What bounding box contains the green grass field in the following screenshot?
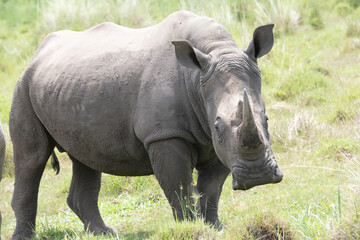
[0,0,359,239]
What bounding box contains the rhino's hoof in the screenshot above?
[105,227,118,235]
[11,229,34,240]
[211,220,227,231]
[88,225,118,236]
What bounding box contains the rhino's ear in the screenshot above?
[245,24,274,59]
[172,40,210,70]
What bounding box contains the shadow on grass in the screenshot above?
[120,231,155,240]
[32,229,155,240]
[31,228,79,240]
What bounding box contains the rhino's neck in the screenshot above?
[182,13,237,55]
[184,69,212,145]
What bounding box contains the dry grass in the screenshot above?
[254,0,300,34]
[243,213,295,240]
[40,0,154,32]
[332,217,360,240]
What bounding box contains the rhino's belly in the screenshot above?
[71,149,153,176]
[69,147,153,176]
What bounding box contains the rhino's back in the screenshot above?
[32,10,234,65]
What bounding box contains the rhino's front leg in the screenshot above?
[148,138,199,221]
[197,159,230,229]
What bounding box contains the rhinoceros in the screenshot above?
[0,122,5,238]
[10,10,283,239]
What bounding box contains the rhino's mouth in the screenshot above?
[231,157,283,190]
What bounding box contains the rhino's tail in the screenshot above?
[51,151,60,175]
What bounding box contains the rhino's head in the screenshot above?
[172,24,283,190]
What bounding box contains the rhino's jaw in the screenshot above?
[231,165,283,190]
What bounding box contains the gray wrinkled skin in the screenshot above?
[0,122,5,240]
[9,11,283,239]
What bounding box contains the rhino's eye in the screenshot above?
[214,118,224,141]
[264,115,269,128]
[214,122,219,131]
[214,117,221,131]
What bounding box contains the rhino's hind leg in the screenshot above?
[148,138,200,221]
[197,159,230,230]
[10,103,54,240]
[67,156,117,235]
[11,150,51,240]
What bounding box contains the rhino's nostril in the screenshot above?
[272,166,283,183]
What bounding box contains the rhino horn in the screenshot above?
[238,89,263,150]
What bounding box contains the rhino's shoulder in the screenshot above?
[163,10,206,27]
[166,10,198,20]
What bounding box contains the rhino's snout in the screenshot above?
[232,165,283,191]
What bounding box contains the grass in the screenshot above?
[1,0,360,239]
[254,0,301,34]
